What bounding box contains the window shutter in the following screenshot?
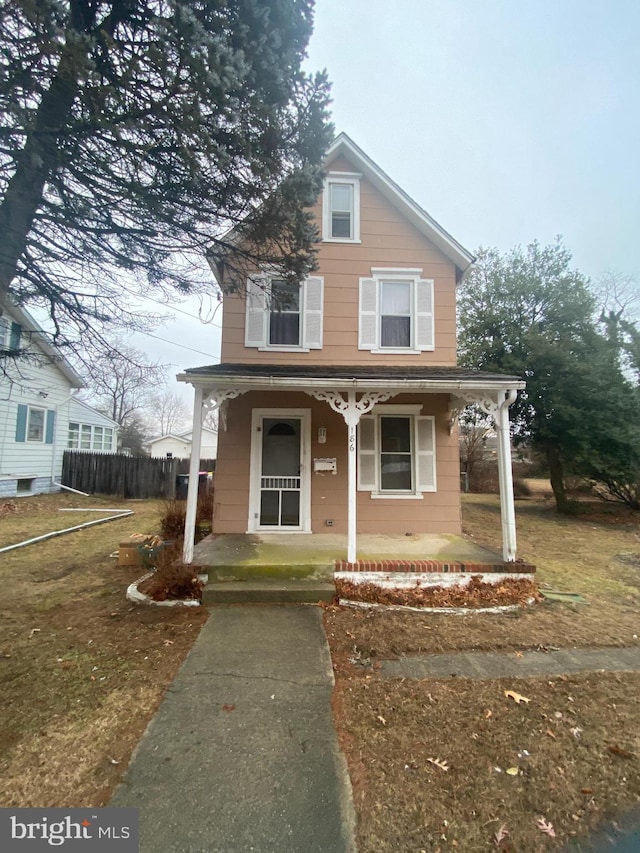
[357,415,377,490]
[15,404,27,442]
[9,322,22,351]
[45,409,56,444]
[244,275,268,348]
[415,416,436,492]
[303,276,324,349]
[415,279,434,350]
[359,278,378,350]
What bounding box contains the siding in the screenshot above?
[0,345,76,490]
[213,391,460,536]
[220,153,458,367]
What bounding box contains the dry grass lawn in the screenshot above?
[326,486,640,852]
[0,493,206,807]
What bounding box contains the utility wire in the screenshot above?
[135,329,219,360]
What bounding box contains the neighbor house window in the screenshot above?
[68,422,115,451]
[358,408,436,496]
[359,269,434,352]
[0,317,9,348]
[27,407,45,442]
[245,274,324,351]
[322,174,360,242]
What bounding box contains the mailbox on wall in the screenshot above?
[313,458,337,474]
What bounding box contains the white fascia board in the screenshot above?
[176,372,525,394]
[326,133,475,281]
[1,299,84,388]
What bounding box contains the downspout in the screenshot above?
[50,389,79,485]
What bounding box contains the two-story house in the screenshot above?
[0,299,119,497]
[178,134,524,567]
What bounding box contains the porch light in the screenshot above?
[318,427,327,444]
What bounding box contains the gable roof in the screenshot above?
[1,298,84,388]
[148,428,217,446]
[326,133,474,283]
[70,397,120,427]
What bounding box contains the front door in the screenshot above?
[249,409,310,532]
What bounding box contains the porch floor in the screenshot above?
[193,532,503,582]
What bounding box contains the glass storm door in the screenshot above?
[259,417,302,528]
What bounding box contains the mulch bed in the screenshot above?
[335,575,542,609]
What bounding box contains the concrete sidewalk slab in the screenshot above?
[381,646,640,680]
[111,606,356,853]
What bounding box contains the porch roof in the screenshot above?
[177,362,525,394]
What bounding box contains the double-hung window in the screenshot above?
[269,278,301,347]
[0,317,9,349]
[322,173,361,242]
[27,407,45,442]
[359,269,434,352]
[245,274,324,351]
[358,407,436,497]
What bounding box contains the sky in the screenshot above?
[132,0,640,400]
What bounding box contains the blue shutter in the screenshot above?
[9,322,22,351]
[45,409,56,444]
[15,404,27,442]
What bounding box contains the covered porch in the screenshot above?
[177,364,525,572]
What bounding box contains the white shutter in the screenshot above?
[358,278,378,350]
[357,415,377,490]
[245,274,268,348]
[415,278,434,350]
[303,276,324,349]
[415,416,436,492]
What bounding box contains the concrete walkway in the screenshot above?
[381,645,640,680]
[111,606,356,853]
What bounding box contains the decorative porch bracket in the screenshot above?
[451,389,519,562]
[306,389,393,563]
[183,386,248,564]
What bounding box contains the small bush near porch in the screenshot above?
[325,484,640,852]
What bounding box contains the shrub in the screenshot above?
[161,491,213,543]
[513,477,532,498]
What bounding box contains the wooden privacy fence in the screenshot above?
[61,451,216,499]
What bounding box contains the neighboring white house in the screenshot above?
[0,300,118,498]
[148,428,218,461]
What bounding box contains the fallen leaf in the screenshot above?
[485,709,493,719]
[505,690,530,705]
[222,704,235,712]
[108,758,120,765]
[513,651,523,658]
[609,744,635,759]
[536,817,556,838]
[29,628,41,638]
[494,823,509,846]
[377,715,387,726]
[506,767,519,776]
[426,757,449,771]
[545,728,556,739]
[581,788,594,795]
[163,640,174,646]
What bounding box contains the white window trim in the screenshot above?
[359,407,436,498]
[359,268,434,354]
[0,317,9,348]
[26,407,46,443]
[322,172,361,243]
[68,422,115,451]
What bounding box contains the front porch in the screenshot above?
[194,532,535,604]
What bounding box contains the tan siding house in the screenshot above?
[179,135,524,564]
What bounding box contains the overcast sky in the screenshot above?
[133,0,640,399]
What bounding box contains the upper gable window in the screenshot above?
[322,173,361,242]
[245,274,324,351]
[359,269,434,353]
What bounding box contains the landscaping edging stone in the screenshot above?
[126,572,207,608]
[334,570,536,589]
[339,598,533,615]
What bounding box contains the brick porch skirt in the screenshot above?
[335,559,536,574]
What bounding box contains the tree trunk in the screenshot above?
[546,445,572,513]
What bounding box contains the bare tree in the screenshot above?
[149,388,191,436]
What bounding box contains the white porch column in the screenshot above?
[451,388,519,562]
[495,389,517,561]
[306,389,392,563]
[183,385,204,564]
[183,385,248,565]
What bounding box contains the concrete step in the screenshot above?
[203,579,336,605]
